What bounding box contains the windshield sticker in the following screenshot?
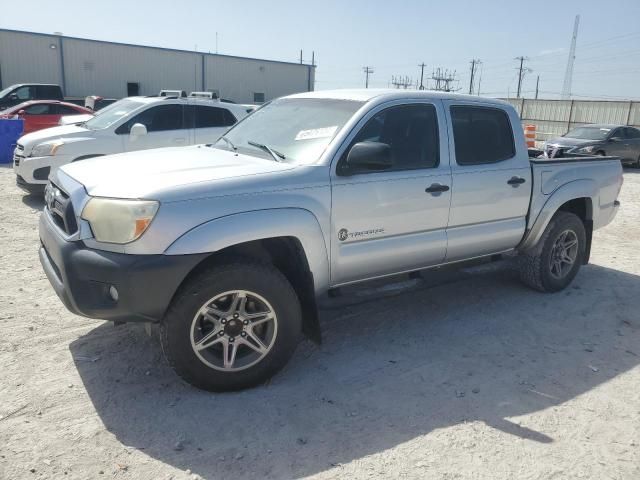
[295,126,338,141]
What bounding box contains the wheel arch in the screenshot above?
[165,209,330,343]
[520,179,596,254]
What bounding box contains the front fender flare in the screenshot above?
[519,179,596,250]
[165,208,330,295]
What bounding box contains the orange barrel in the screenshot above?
[524,124,536,148]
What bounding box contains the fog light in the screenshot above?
[108,285,119,302]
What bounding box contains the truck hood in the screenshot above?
[59,145,297,199]
[19,124,95,152]
[545,136,602,148]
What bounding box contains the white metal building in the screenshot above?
[0,29,315,103]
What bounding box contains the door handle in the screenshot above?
[425,183,450,193]
[507,176,526,186]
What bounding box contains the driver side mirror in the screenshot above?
[8,93,18,101]
[609,136,623,142]
[17,110,25,116]
[344,142,393,174]
[130,123,147,138]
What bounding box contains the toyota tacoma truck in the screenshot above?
[38,90,623,391]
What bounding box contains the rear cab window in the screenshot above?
[450,105,515,165]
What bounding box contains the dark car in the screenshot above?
[544,124,640,167]
[0,84,63,110]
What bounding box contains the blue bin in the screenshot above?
[0,118,24,164]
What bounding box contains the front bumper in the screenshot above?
[14,152,73,187]
[39,211,207,323]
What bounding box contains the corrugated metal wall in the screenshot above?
[0,30,62,87]
[504,98,640,141]
[0,29,314,102]
[205,56,312,104]
[63,38,204,98]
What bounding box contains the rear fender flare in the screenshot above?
[520,179,596,250]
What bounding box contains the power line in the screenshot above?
[363,66,374,88]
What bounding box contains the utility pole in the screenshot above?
[468,59,481,95]
[363,66,374,88]
[418,62,427,90]
[515,56,531,98]
[300,50,303,64]
[561,15,580,100]
[535,75,540,99]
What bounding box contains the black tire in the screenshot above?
[160,259,302,391]
[518,211,586,292]
[596,150,606,157]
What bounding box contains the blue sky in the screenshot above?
[3,0,640,99]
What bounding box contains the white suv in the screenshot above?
[13,96,253,193]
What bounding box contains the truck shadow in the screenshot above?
[69,262,639,479]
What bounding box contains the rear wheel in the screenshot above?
[518,211,586,292]
[161,260,302,391]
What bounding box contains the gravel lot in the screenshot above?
[0,164,638,480]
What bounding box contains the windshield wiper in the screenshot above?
[247,140,285,162]
[219,136,237,151]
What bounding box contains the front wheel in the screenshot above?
[518,211,586,292]
[160,260,302,391]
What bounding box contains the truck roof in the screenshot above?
[287,88,512,106]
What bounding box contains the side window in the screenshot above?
[624,127,640,139]
[194,106,235,128]
[339,104,439,174]
[23,104,52,115]
[610,128,624,139]
[450,106,515,165]
[15,86,33,100]
[222,109,237,126]
[116,104,184,134]
[57,105,81,115]
[36,85,61,99]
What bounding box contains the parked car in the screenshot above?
[544,124,640,166]
[13,96,251,192]
[0,100,93,134]
[38,89,623,391]
[0,84,63,110]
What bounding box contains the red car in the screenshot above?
[0,100,93,134]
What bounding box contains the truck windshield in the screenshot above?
[565,126,612,140]
[84,99,145,130]
[214,98,365,164]
[0,85,15,98]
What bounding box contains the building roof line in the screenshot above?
[0,28,316,68]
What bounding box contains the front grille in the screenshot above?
[13,144,24,166]
[46,182,78,235]
[546,146,565,158]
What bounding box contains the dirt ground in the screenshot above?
[0,163,638,480]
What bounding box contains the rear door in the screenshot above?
[330,100,451,285]
[189,104,237,144]
[118,103,192,152]
[444,101,531,262]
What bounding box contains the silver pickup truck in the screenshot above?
[38,89,623,391]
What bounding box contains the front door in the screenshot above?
[119,104,192,152]
[330,101,451,286]
[444,101,531,262]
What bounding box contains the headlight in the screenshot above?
[31,141,63,157]
[81,198,159,244]
[574,145,595,153]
